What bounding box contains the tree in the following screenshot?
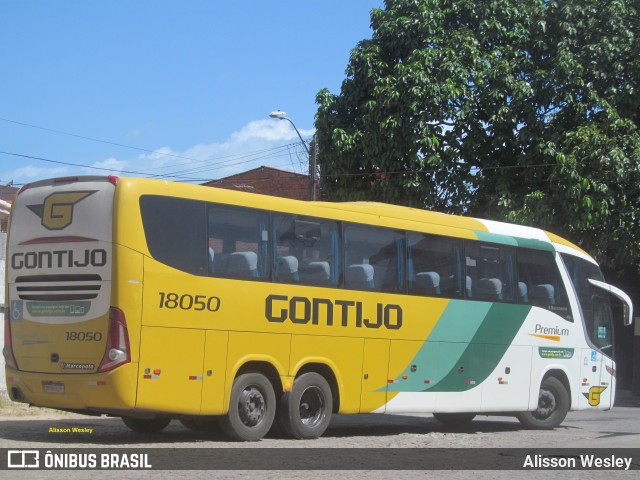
[315,0,640,270]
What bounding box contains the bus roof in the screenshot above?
[110,177,593,261]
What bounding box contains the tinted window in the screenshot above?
[517,249,571,320]
[207,204,270,280]
[465,242,516,302]
[561,254,612,349]
[140,196,207,275]
[273,214,340,287]
[408,233,463,298]
[344,225,404,293]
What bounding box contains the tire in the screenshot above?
[180,417,220,432]
[517,376,570,429]
[219,372,276,441]
[278,372,333,439]
[433,412,476,426]
[122,417,171,433]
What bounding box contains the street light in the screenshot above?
[269,110,310,155]
[269,110,316,200]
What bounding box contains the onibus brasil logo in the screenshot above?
[27,191,96,230]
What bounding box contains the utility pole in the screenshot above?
[269,111,316,200]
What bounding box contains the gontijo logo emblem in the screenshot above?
[584,386,607,406]
[27,191,96,230]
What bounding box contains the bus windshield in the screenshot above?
[561,253,613,353]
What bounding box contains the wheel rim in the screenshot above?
[533,387,557,420]
[299,386,325,428]
[238,386,266,427]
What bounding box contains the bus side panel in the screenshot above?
[479,345,532,412]
[200,329,229,415]
[224,331,291,411]
[360,338,390,413]
[136,326,205,414]
[434,343,483,413]
[385,340,438,413]
[290,335,364,414]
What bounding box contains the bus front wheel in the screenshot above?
[517,376,569,429]
[278,372,333,439]
[219,372,276,441]
[122,417,171,433]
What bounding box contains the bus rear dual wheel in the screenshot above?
[277,372,333,440]
[220,371,333,441]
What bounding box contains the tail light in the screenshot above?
[98,307,131,372]
[3,314,18,370]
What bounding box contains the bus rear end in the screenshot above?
[4,176,137,413]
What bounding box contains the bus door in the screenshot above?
[580,292,614,410]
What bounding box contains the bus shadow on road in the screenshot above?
[322,414,524,438]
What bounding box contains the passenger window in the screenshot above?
[344,225,404,293]
[272,214,340,287]
[407,233,463,298]
[517,249,571,320]
[465,242,516,302]
[207,204,270,280]
[140,196,207,275]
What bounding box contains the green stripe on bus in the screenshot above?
[473,231,555,252]
[386,301,531,393]
[473,231,519,246]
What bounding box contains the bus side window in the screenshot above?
[344,225,404,293]
[517,249,571,320]
[407,233,463,299]
[464,242,516,303]
[273,214,340,287]
[207,204,270,280]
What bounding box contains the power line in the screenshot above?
[0,116,312,173]
[0,150,310,185]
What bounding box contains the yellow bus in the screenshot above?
[4,176,633,441]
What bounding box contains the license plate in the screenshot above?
[42,382,65,394]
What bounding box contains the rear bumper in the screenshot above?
[5,362,138,412]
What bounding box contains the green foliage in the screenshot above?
[315,0,640,270]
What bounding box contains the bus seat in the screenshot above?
[531,284,555,306]
[346,264,375,290]
[299,261,330,284]
[277,256,299,282]
[518,282,529,303]
[466,275,473,298]
[415,271,441,295]
[227,251,259,278]
[476,278,503,301]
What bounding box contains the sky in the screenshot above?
[0,0,383,186]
